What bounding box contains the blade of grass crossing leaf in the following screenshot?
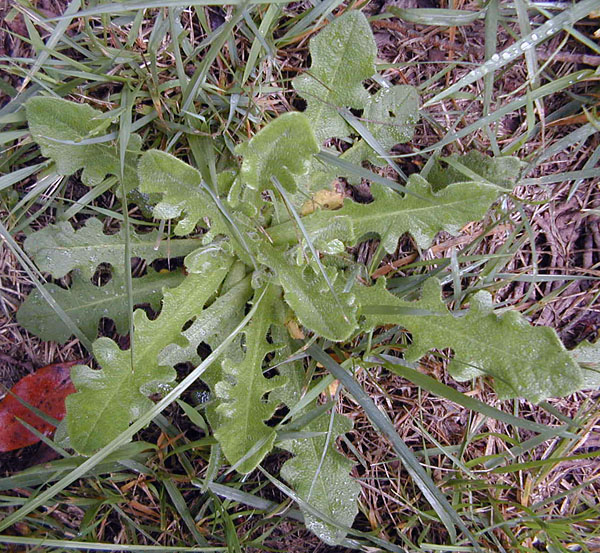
[316,151,409,195]
[199,181,258,269]
[307,344,478,546]
[339,108,408,182]
[257,466,406,553]
[422,0,600,107]
[61,177,117,220]
[368,354,573,436]
[118,87,136,360]
[0,288,267,532]
[271,176,350,324]
[0,221,93,352]
[13,418,71,458]
[307,395,337,502]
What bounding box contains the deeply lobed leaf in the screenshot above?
[66,248,233,454]
[17,270,184,343]
[339,176,502,252]
[26,97,140,188]
[357,278,584,402]
[213,286,286,473]
[24,217,198,279]
[292,11,376,142]
[269,174,504,253]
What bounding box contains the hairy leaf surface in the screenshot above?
[66,249,233,454]
[293,11,376,142]
[269,175,501,252]
[159,275,252,369]
[25,218,198,278]
[341,85,419,169]
[17,270,184,343]
[26,97,140,188]
[212,286,286,473]
[138,150,227,237]
[236,112,319,194]
[358,278,584,402]
[341,176,500,252]
[271,325,360,545]
[259,246,357,341]
[428,151,523,190]
[280,413,361,545]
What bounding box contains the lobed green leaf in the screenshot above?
[270,174,502,253]
[66,248,233,454]
[259,245,358,342]
[17,269,184,343]
[213,286,286,473]
[292,11,376,142]
[24,217,199,279]
[357,278,584,402]
[26,97,140,188]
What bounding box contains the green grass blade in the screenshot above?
[366,354,575,436]
[307,343,481,546]
[20,0,81,89]
[0,536,225,551]
[118,87,136,358]
[422,0,600,108]
[388,7,483,26]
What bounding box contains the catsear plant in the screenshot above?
[17,10,595,545]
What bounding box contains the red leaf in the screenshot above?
[0,361,80,452]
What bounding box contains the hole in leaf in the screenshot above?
[91,263,113,287]
[266,404,289,427]
[196,342,212,359]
